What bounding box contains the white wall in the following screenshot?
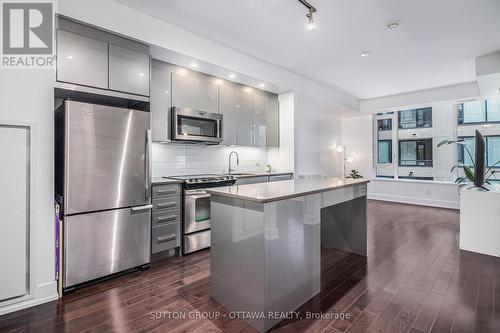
[341,114,374,179]
[0,71,58,314]
[293,93,344,177]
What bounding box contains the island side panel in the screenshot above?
[263,194,322,331]
[320,184,368,256]
[210,195,266,331]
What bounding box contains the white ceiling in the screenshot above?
[116,0,500,99]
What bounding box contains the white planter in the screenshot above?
[460,187,500,257]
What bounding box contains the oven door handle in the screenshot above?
[187,193,211,200]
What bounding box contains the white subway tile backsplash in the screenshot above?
[152,143,269,177]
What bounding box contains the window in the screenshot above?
[378,140,392,163]
[399,139,433,166]
[487,99,500,122]
[458,99,500,124]
[377,119,392,131]
[487,136,500,167]
[457,137,475,166]
[398,108,432,129]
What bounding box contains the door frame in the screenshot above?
[0,119,36,307]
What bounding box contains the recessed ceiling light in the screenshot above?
[66,55,73,60]
[259,83,266,88]
[386,22,399,31]
[360,51,370,57]
[190,62,199,68]
[138,72,145,77]
[229,73,236,79]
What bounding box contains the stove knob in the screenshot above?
[188,179,193,183]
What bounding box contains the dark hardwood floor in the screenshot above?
[1,200,499,333]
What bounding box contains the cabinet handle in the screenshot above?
[157,215,177,222]
[157,234,177,243]
[157,189,176,194]
[157,202,176,208]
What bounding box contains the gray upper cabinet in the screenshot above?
[151,60,172,142]
[197,75,219,113]
[172,71,197,109]
[252,92,267,147]
[237,86,254,146]
[109,44,150,96]
[220,81,238,145]
[57,30,108,89]
[56,18,150,97]
[266,94,279,148]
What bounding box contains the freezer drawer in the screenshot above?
[64,207,151,288]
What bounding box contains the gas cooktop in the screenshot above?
[165,174,235,184]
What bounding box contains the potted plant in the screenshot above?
[438,130,498,191]
[347,169,363,179]
[439,130,500,257]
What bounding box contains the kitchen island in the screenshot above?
[207,176,369,332]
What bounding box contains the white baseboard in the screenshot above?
[0,281,58,316]
[368,193,459,210]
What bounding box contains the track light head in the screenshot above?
[306,8,316,30]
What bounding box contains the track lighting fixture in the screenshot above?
[298,0,317,30]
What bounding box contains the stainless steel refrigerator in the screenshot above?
[55,100,152,290]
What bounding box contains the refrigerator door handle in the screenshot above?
[145,130,152,200]
[131,204,153,212]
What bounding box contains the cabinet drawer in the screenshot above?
[152,223,180,254]
[235,176,269,185]
[152,184,181,197]
[153,196,181,213]
[269,174,292,182]
[152,210,181,227]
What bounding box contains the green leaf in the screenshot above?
[437,139,465,147]
[450,165,460,173]
[463,166,475,182]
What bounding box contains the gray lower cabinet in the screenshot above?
[235,175,269,185]
[151,183,182,256]
[269,174,292,182]
[57,30,108,89]
[109,44,150,96]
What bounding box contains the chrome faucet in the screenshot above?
[228,151,239,174]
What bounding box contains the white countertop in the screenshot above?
[207,176,369,203]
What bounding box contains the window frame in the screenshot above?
[458,100,500,125]
[377,119,392,131]
[486,135,500,168]
[398,138,433,167]
[457,136,475,166]
[398,107,433,129]
[377,140,392,164]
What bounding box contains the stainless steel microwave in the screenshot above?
[171,107,223,144]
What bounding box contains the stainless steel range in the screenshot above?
[165,174,236,254]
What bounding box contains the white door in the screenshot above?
[0,125,29,301]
